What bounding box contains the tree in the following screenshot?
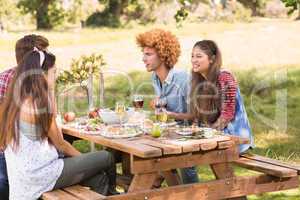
[0,0,20,29]
[86,0,168,27]
[86,0,131,27]
[18,0,67,29]
[281,0,300,19]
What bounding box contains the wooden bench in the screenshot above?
[42,185,106,200]
[233,153,300,178]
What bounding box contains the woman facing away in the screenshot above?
[168,40,254,153]
[0,49,117,200]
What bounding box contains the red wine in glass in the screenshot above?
[133,95,144,109]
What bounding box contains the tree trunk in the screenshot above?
[36,0,52,29]
[297,2,300,20]
[108,0,129,19]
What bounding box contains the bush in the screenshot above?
[86,11,121,28]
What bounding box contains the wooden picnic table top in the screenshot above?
[62,125,247,158]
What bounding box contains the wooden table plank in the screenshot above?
[63,127,162,158]
[134,138,182,155]
[218,140,234,149]
[131,147,239,174]
[162,139,201,153]
[161,135,231,152]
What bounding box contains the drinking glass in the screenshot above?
[115,101,126,126]
[132,95,144,110]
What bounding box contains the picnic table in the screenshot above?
[46,124,300,200]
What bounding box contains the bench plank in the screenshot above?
[242,154,300,175]
[105,175,299,200]
[63,185,106,200]
[42,189,80,200]
[233,157,298,178]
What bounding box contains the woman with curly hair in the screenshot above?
[136,29,199,184]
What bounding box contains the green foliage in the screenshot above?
[0,0,17,18]
[0,0,23,28]
[17,0,91,29]
[281,0,300,15]
[86,10,121,27]
[18,0,67,29]
[65,0,96,24]
[56,53,106,92]
[87,0,144,27]
[174,0,191,26]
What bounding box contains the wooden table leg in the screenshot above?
[162,170,181,186]
[211,163,235,179]
[122,153,131,175]
[211,163,247,200]
[128,172,158,192]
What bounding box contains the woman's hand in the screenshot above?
[149,97,159,110]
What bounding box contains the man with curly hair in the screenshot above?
[136,29,199,184]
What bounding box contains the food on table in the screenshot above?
[63,112,76,122]
[151,124,162,138]
[88,108,100,118]
[84,117,103,131]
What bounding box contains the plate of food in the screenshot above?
[175,126,202,136]
[175,126,220,138]
[100,125,143,139]
[64,117,104,134]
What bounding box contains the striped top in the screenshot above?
[217,70,237,124]
[0,67,15,100]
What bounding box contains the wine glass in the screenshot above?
[115,101,126,126]
[154,98,167,123]
[132,95,144,110]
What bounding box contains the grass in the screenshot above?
[1,19,300,198]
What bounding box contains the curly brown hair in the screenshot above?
[136,29,181,69]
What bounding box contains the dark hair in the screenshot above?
[15,34,49,65]
[0,50,55,150]
[190,40,222,124]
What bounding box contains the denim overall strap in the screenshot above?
[223,87,254,153]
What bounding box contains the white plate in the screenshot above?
[175,130,193,136]
[100,131,142,139]
[99,126,143,139]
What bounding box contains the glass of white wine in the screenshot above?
[115,101,126,126]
